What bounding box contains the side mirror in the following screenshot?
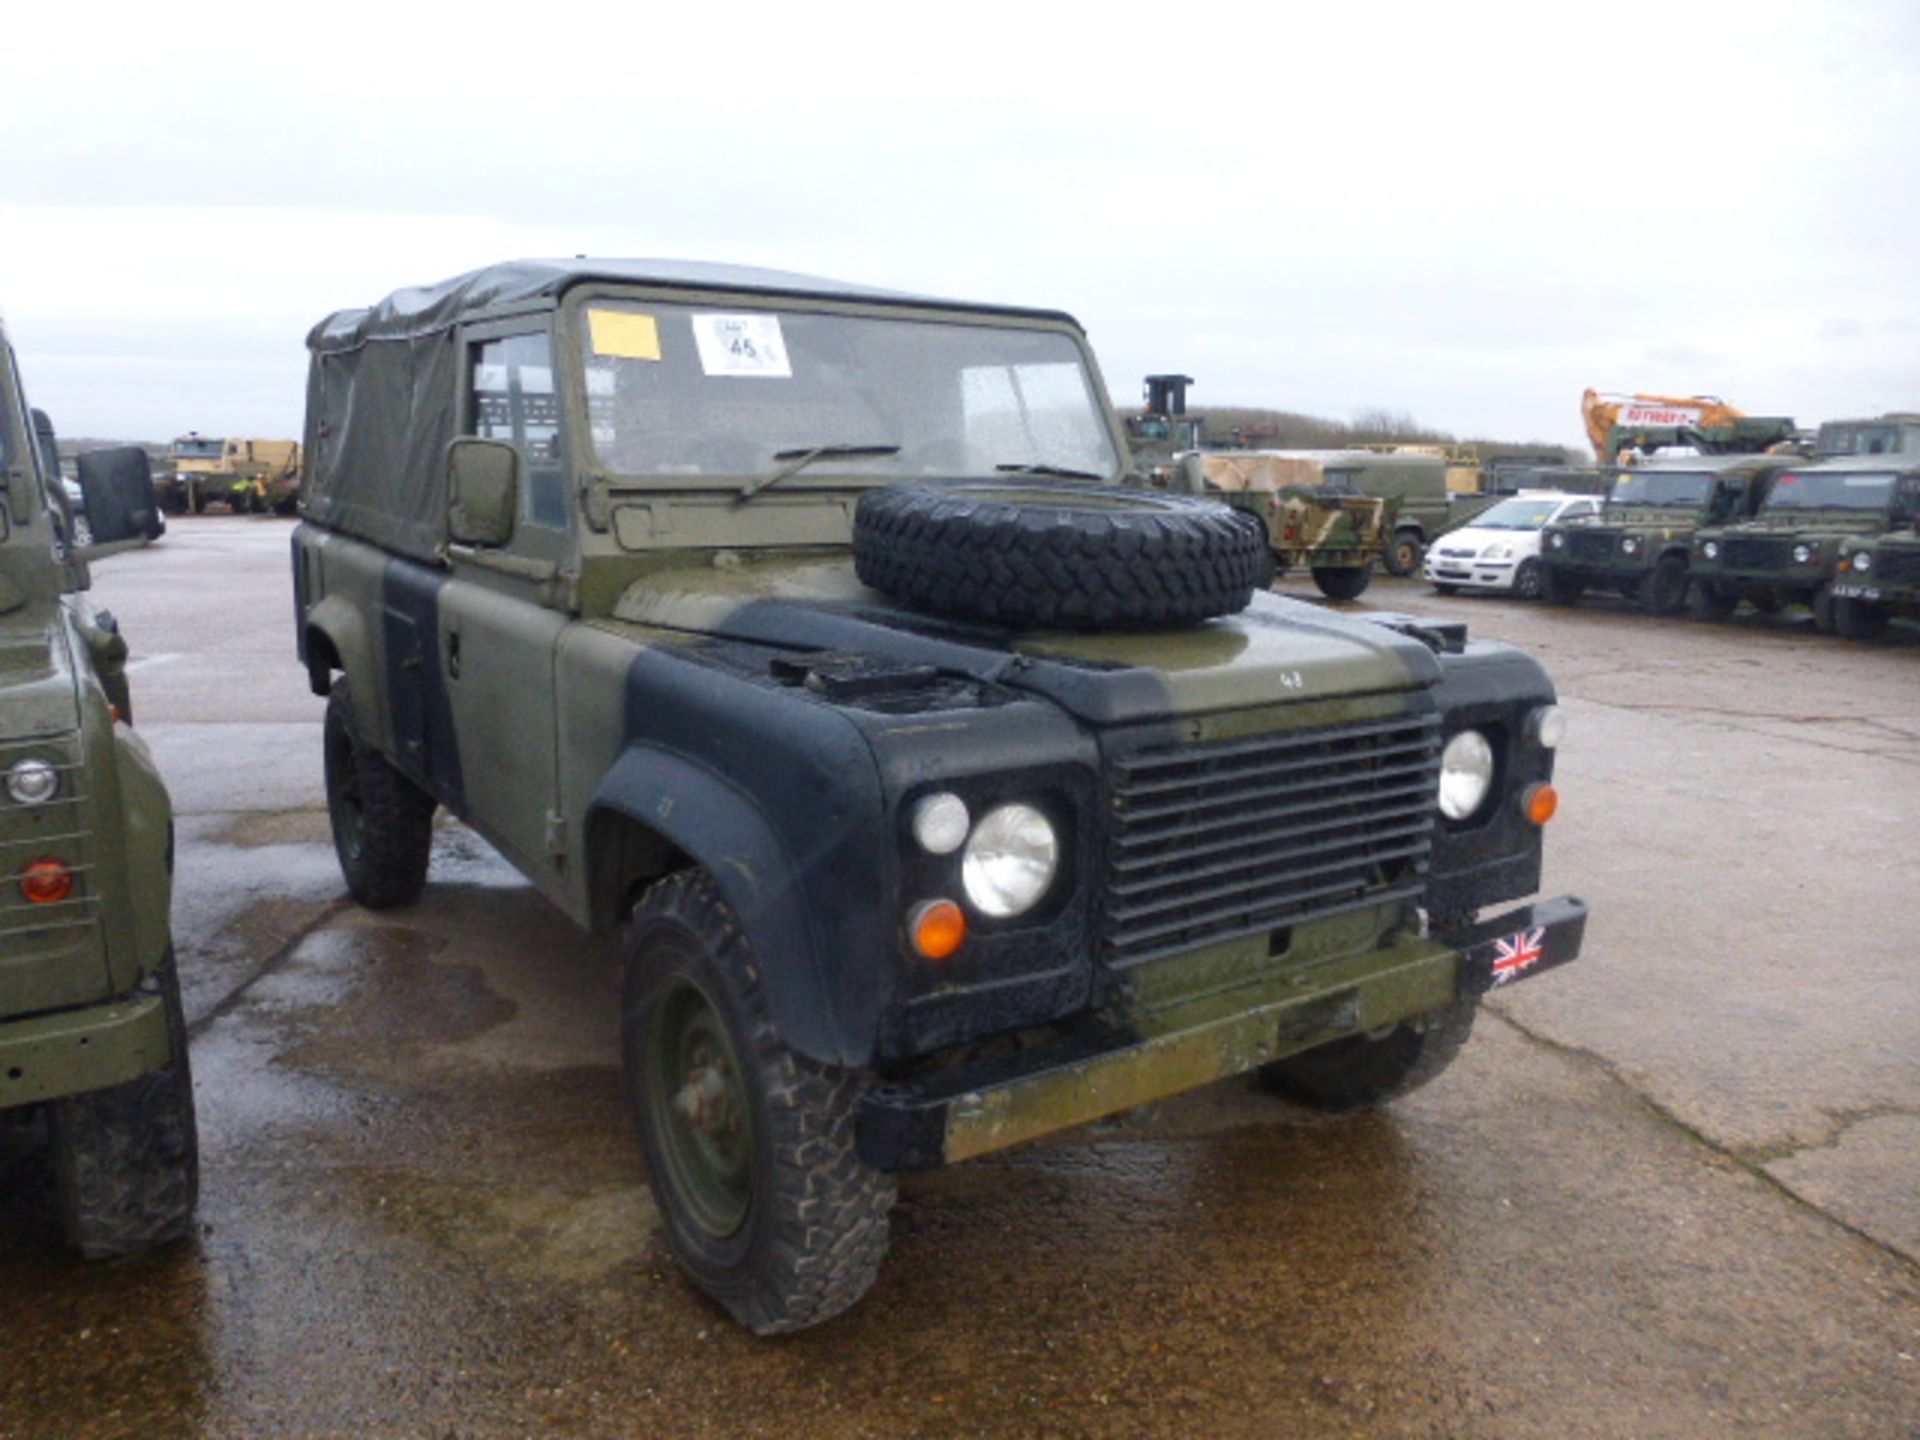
[447,438,519,548]
[76,447,166,549]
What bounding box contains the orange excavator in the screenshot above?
[1581,389,1796,463]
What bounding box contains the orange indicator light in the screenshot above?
[20,859,74,905]
[909,899,967,960]
[1523,784,1559,826]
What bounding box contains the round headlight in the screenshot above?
[911,792,971,855]
[1852,551,1872,572]
[1549,533,1565,549]
[1621,536,1641,555]
[1702,540,1720,560]
[1792,544,1813,564]
[1438,730,1495,821]
[961,803,1058,918]
[1529,705,1567,750]
[6,758,60,805]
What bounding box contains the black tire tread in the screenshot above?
[852,480,1273,629]
[1258,996,1478,1112]
[627,871,894,1334]
[324,680,435,909]
[51,949,199,1258]
[1312,564,1373,601]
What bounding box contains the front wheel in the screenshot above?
[323,680,435,908]
[50,950,199,1258]
[1512,558,1543,600]
[1542,567,1583,606]
[624,871,894,1334]
[1312,564,1373,601]
[1640,555,1690,616]
[1831,594,1888,640]
[1811,582,1837,634]
[1259,996,1478,1111]
[1692,582,1739,622]
[1384,530,1424,577]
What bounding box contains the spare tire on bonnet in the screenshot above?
[852,479,1274,629]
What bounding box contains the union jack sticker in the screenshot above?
[1490,926,1546,986]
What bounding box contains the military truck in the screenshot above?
[1539,454,1792,614]
[162,435,301,514]
[1690,458,1920,628]
[293,259,1587,1333]
[0,326,194,1257]
[1831,496,1920,639]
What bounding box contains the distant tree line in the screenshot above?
[1120,404,1577,463]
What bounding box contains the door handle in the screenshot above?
[446,628,462,679]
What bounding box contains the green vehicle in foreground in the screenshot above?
[1539,455,1792,615]
[1690,458,1920,631]
[294,260,1587,1332]
[0,325,195,1257]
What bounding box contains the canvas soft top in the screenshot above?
[307,259,1078,353]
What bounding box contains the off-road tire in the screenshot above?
[323,679,435,909]
[1542,567,1583,606]
[50,949,199,1258]
[1640,554,1689,616]
[1692,582,1739,622]
[1831,594,1887,640]
[624,871,895,1334]
[1811,582,1837,634]
[852,479,1273,628]
[1312,564,1373,601]
[1385,529,1424,577]
[1512,558,1543,600]
[1258,996,1478,1112]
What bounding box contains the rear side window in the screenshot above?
[470,332,566,528]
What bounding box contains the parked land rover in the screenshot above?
[0,325,195,1257]
[292,260,1587,1332]
[1829,470,1920,639]
[1690,458,1920,629]
[1539,455,1792,614]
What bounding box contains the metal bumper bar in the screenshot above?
[0,992,172,1109]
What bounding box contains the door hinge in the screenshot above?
[545,809,568,860]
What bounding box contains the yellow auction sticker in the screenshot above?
[587,309,662,361]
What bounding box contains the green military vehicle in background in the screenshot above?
[1690,457,1920,630]
[1811,412,1920,460]
[293,260,1587,1333]
[1539,454,1793,614]
[0,323,195,1257]
[1832,497,1920,639]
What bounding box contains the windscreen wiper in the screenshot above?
[738,444,900,501]
[994,462,1104,481]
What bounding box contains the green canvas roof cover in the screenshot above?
[302,259,1078,562]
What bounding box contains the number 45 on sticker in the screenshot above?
[693,314,792,378]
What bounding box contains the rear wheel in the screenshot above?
[50,950,199,1258]
[1260,997,1478,1111]
[1384,529,1424,577]
[1640,554,1690,616]
[323,680,435,908]
[624,871,894,1333]
[1312,564,1373,601]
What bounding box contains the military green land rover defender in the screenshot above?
[293,261,1587,1333]
[0,325,195,1257]
[1539,454,1793,614]
[1690,458,1920,630]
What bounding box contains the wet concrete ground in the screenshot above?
[2,519,1916,1437]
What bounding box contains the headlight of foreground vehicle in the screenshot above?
[5,758,60,805]
[962,803,1059,918]
[1528,704,1567,749]
[1793,544,1814,564]
[1851,551,1872,572]
[1702,540,1720,560]
[1621,536,1641,555]
[911,791,971,855]
[1549,533,1566,550]
[1438,730,1495,821]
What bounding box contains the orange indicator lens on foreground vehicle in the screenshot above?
[20,859,74,904]
[909,899,967,960]
[1522,784,1559,826]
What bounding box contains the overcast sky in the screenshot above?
[4,0,1915,454]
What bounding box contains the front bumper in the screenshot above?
[0,991,172,1110]
[859,895,1587,1171]
[1424,555,1518,590]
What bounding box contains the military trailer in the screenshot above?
[292,260,1587,1333]
[1191,449,1396,599]
[1539,454,1793,614]
[1690,458,1920,629]
[0,326,195,1257]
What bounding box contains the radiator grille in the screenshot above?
[1872,550,1920,586]
[1568,531,1616,562]
[1100,714,1440,968]
[0,736,99,945]
[1723,536,1793,570]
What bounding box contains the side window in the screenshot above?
[470,332,566,529]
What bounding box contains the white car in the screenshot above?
[1423,492,1600,599]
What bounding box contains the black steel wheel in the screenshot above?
[624,871,895,1334]
[50,948,199,1258]
[1259,996,1478,1112]
[323,680,435,909]
[1312,564,1373,601]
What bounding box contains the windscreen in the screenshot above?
[173,437,224,458]
[1607,470,1712,508]
[575,302,1118,481]
[1761,471,1896,513]
[1473,497,1563,529]
[1815,423,1907,457]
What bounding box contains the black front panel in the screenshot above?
[1724,535,1793,571]
[1875,549,1920,587]
[1099,714,1441,969]
[1568,531,1615,563]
